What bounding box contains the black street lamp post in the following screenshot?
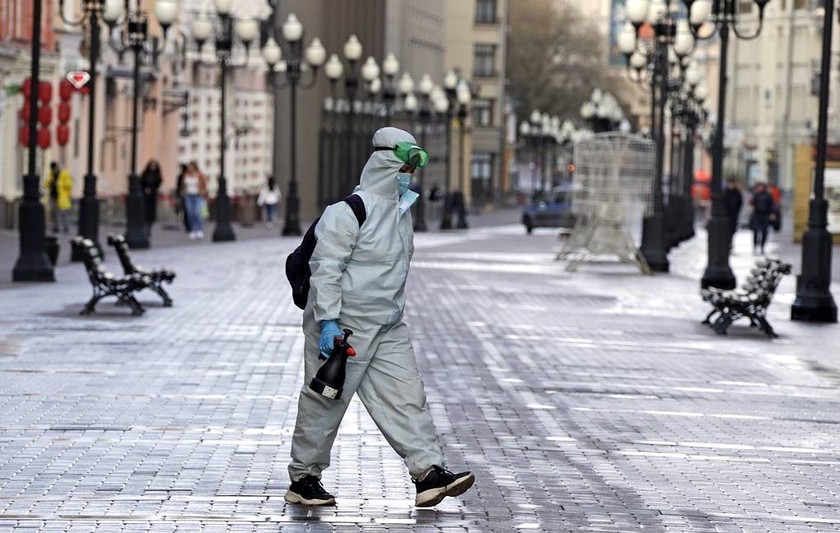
[413,74,435,232]
[621,0,697,273]
[341,36,363,200]
[454,80,473,230]
[13,0,54,282]
[439,70,461,230]
[580,89,626,134]
[261,14,326,237]
[104,1,175,250]
[791,0,838,323]
[681,0,771,289]
[190,1,271,242]
[59,0,110,261]
[381,54,400,126]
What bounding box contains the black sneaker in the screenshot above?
[413,465,475,507]
[284,475,336,506]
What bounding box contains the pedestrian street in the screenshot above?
[1,225,839,532]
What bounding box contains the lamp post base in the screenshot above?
[125,174,150,249]
[791,289,838,323]
[212,193,236,242]
[640,213,669,272]
[282,181,302,237]
[700,211,736,289]
[13,179,55,282]
[791,202,837,323]
[71,173,102,262]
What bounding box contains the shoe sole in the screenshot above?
[415,472,475,507]
[284,490,336,506]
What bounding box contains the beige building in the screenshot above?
[728,1,830,193]
[444,0,510,207]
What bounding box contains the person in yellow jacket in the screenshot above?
[44,162,73,233]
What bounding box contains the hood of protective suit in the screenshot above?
[358,127,417,198]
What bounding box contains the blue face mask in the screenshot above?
[396,173,412,196]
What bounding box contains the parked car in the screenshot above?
[521,184,575,234]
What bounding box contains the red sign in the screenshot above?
[66,70,90,90]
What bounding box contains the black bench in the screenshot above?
[107,234,176,307]
[700,258,791,338]
[74,237,151,316]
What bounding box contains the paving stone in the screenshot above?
[0,225,839,531]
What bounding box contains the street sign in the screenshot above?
[66,70,90,90]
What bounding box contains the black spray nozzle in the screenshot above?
[331,328,356,358]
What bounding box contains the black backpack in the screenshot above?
[285,194,366,310]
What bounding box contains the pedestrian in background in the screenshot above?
[179,161,207,240]
[175,163,191,233]
[44,161,73,233]
[257,177,281,227]
[723,179,743,248]
[141,159,163,237]
[749,182,776,255]
[285,127,475,508]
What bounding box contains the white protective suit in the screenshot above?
[288,127,445,481]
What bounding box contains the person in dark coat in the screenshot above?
[175,163,190,232]
[141,159,163,236]
[749,182,776,255]
[723,179,743,247]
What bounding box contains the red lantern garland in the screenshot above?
[38,105,52,126]
[56,124,70,146]
[37,128,51,149]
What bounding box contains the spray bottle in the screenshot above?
[309,328,356,400]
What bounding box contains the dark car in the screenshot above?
[522,185,575,234]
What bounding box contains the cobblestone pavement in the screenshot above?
[1,222,840,532]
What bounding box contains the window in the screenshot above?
[472,98,494,127]
[471,152,493,182]
[474,44,497,78]
[475,0,497,24]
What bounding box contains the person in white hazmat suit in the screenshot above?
[285,127,475,507]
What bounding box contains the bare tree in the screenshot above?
[507,0,607,121]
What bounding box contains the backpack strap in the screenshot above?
[343,194,367,227]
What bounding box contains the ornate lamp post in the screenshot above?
[13,0,53,281]
[189,0,262,242]
[455,80,472,229]
[58,0,114,261]
[341,35,364,197]
[682,0,771,289]
[580,89,625,133]
[440,69,459,230]
[381,53,400,125]
[320,53,344,206]
[620,0,696,273]
[261,13,326,237]
[104,0,175,250]
[791,1,837,323]
[412,73,434,232]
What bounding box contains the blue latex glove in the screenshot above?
[319,320,342,358]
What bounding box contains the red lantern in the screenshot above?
[37,128,51,149]
[21,104,31,122]
[38,105,52,126]
[59,80,74,101]
[56,124,70,146]
[22,78,32,98]
[18,125,29,147]
[38,81,52,103]
[58,102,71,123]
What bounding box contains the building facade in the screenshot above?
[728,1,831,193]
[444,0,510,208]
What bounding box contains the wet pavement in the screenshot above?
[1,215,840,532]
